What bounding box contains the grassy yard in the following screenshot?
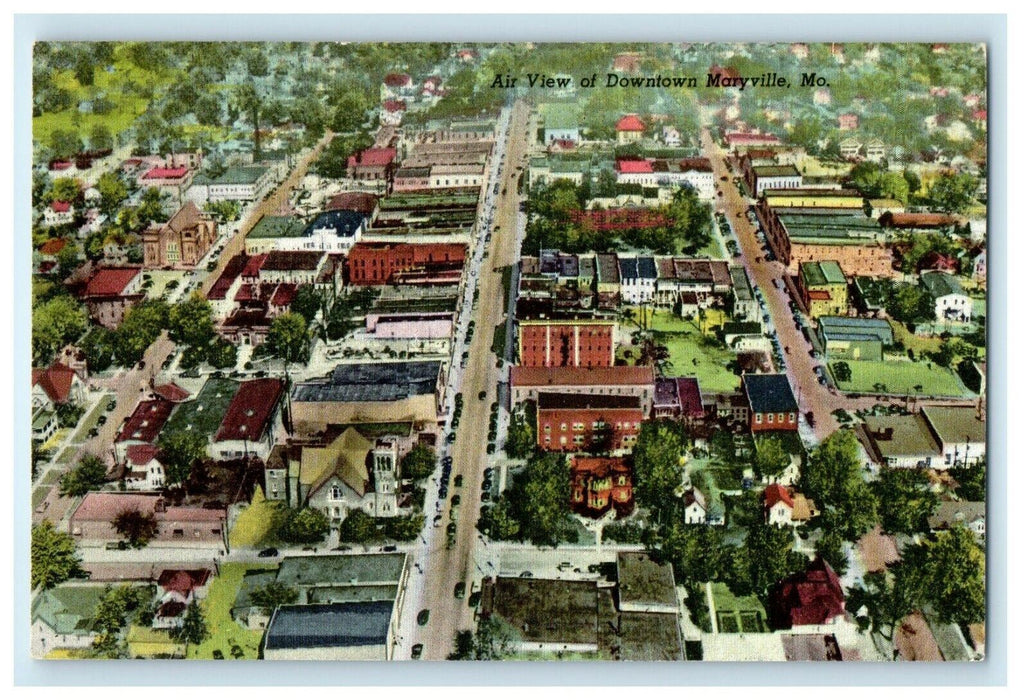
[661,334,738,393]
[32,485,51,510]
[187,562,273,660]
[831,359,973,398]
[889,320,942,356]
[40,428,71,453]
[228,487,279,549]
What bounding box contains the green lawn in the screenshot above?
[187,562,273,660]
[831,360,973,398]
[660,334,738,393]
[32,485,51,510]
[228,487,279,549]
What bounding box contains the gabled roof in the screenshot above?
[615,159,653,174]
[213,378,284,443]
[39,238,68,255]
[157,568,212,596]
[125,443,160,466]
[616,114,646,132]
[152,382,191,403]
[31,584,109,635]
[116,398,175,443]
[920,270,966,299]
[51,200,72,213]
[769,557,846,629]
[928,500,985,530]
[142,166,189,180]
[764,483,794,509]
[300,426,373,497]
[32,363,80,404]
[83,267,140,298]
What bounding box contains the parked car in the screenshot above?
[258,547,279,558]
[417,609,430,626]
[106,400,116,411]
[454,581,467,599]
[454,475,463,488]
[411,644,424,659]
[382,545,397,552]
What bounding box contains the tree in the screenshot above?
[814,529,849,577]
[266,312,310,364]
[60,454,108,497]
[657,521,735,587]
[632,421,688,521]
[113,300,169,367]
[207,339,238,370]
[112,508,159,548]
[203,200,241,224]
[846,569,924,644]
[49,130,83,160]
[89,123,114,151]
[400,443,437,480]
[872,467,939,535]
[502,452,573,546]
[168,292,216,349]
[949,461,986,501]
[172,600,209,645]
[338,509,378,544]
[157,430,208,487]
[799,430,877,540]
[383,514,424,542]
[290,285,324,325]
[737,521,805,598]
[913,526,985,626]
[478,501,521,540]
[32,295,87,365]
[753,437,790,480]
[46,177,81,205]
[924,171,980,213]
[31,520,84,590]
[886,283,934,325]
[448,630,476,660]
[249,582,299,616]
[79,326,116,372]
[233,82,263,160]
[96,172,128,215]
[505,405,536,459]
[277,507,331,545]
[471,616,516,660]
[832,361,853,383]
[91,584,155,658]
[663,185,713,255]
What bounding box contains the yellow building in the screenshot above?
[799,260,848,318]
[763,188,865,210]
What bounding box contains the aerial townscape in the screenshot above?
[30,41,986,663]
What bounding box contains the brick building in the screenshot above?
[742,374,799,433]
[509,365,654,412]
[142,202,218,269]
[517,319,615,368]
[570,456,634,518]
[536,392,644,452]
[346,242,467,285]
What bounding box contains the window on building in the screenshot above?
[778,413,784,423]
[755,413,763,424]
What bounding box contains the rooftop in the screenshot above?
[276,553,407,587]
[292,361,440,404]
[928,501,985,531]
[83,267,140,298]
[616,114,646,132]
[920,270,966,299]
[31,584,110,635]
[115,398,175,444]
[164,378,240,439]
[818,316,894,345]
[800,260,847,287]
[863,413,941,459]
[537,392,641,412]
[484,577,600,647]
[194,166,268,187]
[742,374,798,414]
[511,365,653,388]
[921,406,985,445]
[753,164,801,178]
[616,552,677,609]
[262,250,324,272]
[213,378,284,443]
[263,601,394,651]
[247,215,309,240]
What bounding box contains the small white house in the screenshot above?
[920,271,971,323]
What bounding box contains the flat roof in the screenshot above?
[818,316,894,345]
[800,260,846,286]
[511,365,653,388]
[263,601,393,651]
[486,577,600,647]
[753,164,801,178]
[537,392,641,412]
[276,553,407,587]
[863,414,940,458]
[616,552,677,609]
[742,374,798,414]
[195,165,268,186]
[292,361,440,404]
[248,215,309,239]
[921,406,985,444]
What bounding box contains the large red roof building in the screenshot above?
[517,318,615,369]
[509,365,654,411]
[768,557,846,630]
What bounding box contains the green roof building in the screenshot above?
[799,260,848,318]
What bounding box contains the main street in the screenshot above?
[409,100,531,660]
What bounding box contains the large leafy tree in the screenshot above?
[924,171,980,213]
[112,508,160,548]
[277,506,331,544]
[338,509,378,544]
[113,299,169,367]
[96,172,128,215]
[265,312,310,365]
[911,526,986,626]
[632,421,688,522]
[32,295,87,364]
[249,582,299,616]
[950,461,986,501]
[31,520,84,590]
[60,454,108,497]
[872,467,939,535]
[157,430,208,487]
[753,436,790,481]
[799,429,877,540]
[400,443,437,481]
[502,452,573,546]
[290,285,324,325]
[737,521,805,598]
[168,292,216,349]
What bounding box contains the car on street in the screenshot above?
[454,475,463,488]
[411,644,424,659]
[454,581,466,599]
[451,495,461,506]
[382,545,397,552]
[106,400,117,411]
[417,609,430,626]
[446,432,456,444]
[519,571,533,578]
[478,390,487,400]
[258,547,279,558]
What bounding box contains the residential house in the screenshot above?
[43,200,75,228]
[209,378,284,461]
[539,103,581,145]
[153,568,212,630]
[618,255,658,305]
[32,362,86,410]
[536,392,644,453]
[864,139,887,162]
[31,584,110,657]
[114,397,176,462]
[920,270,971,323]
[839,138,862,159]
[615,114,646,144]
[768,557,847,631]
[142,202,218,269]
[683,487,719,525]
[742,374,799,433]
[569,456,633,518]
[763,484,819,526]
[928,501,985,539]
[347,148,397,183]
[123,444,165,490]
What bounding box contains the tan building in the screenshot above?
[798,260,848,318]
[142,202,218,269]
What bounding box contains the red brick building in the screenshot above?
[742,374,799,433]
[570,456,634,518]
[509,365,654,412]
[517,319,615,368]
[536,392,644,452]
[346,242,467,285]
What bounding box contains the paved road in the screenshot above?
[701,129,979,441]
[414,101,531,661]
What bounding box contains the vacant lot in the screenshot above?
[831,359,972,398]
[188,562,274,660]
